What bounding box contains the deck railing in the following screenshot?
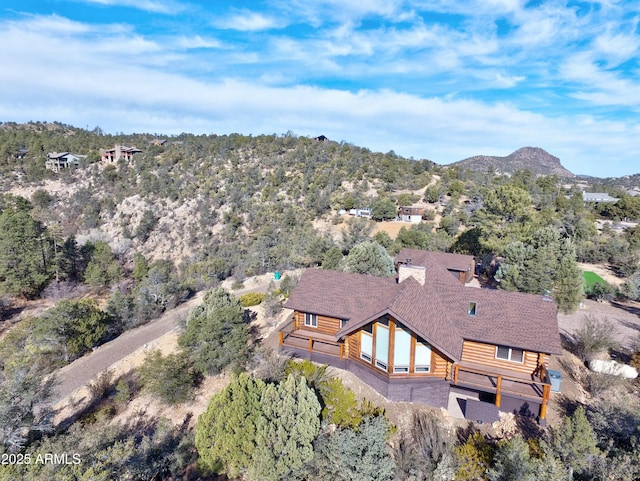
[452,363,552,419]
[279,330,344,359]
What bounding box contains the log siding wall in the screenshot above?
[293,311,342,336]
[461,340,539,375]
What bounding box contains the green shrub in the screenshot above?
[571,314,619,361]
[139,350,202,405]
[240,292,266,307]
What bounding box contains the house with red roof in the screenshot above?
[100,144,142,163]
[280,248,561,422]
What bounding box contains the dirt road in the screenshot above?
[50,273,289,405]
[51,292,203,405]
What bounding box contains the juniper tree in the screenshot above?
[179,288,249,375]
[486,434,537,481]
[250,373,321,481]
[343,241,395,277]
[309,416,396,481]
[195,373,266,478]
[35,298,113,363]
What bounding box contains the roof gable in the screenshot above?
[395,248,474,286]
[284,269,397,322]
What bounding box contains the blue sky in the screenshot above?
[1,1,639,177]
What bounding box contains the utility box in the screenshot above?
[274,271,281,280]
[548,370,562,392]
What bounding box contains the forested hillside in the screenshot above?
[1,122,433,281]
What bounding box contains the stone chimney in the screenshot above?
[398,263,426,285]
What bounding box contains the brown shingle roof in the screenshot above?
[436,284,562,355]
[386,278,464,359]
[284,269,397,323]
[395,248,474,286]
[286,262,562,359]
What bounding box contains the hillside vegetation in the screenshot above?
[2,122,640,480]
[450,146,575,178]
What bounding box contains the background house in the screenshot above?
[45,152,87,172]
[100,144,142,163]
[14,147,29,159]
[398,206,423,223]
[582,192,619,203]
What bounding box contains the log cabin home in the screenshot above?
[280,248,562,422]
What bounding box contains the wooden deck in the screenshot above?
[279,320,345,359]
[277,316,552,421]
[451,362,551,419]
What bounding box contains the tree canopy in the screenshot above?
[343,241,395,277]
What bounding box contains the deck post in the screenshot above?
[308,337,313,354]
[453,364,459,384]
[339,344,344,359]
[540,384,551,420]
[495,375,502,408]
[279,331,283,346]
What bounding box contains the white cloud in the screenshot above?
[2,6,640,177]
[76,0,186,14]
[175,35,223,50]
[218,10,279,31]
[593,30,640,67]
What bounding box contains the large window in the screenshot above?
[393,325,411,373]
[415,337,432,373]
[361,330,373,363]
[496,345,524,363]
[304,313,317,328]
[375,323,389,371]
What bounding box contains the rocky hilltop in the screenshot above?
[450,147,575,178]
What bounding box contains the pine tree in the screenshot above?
[0,208,51,298]
[552,238,583,313]
[549,405,599,477]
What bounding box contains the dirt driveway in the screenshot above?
[556,298,640,350]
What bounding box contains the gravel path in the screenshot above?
[50,275,287,405]
[556,298,640,349]
[51,292,203,405]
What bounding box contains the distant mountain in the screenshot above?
[450,147,575,178]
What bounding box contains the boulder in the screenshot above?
[588,359,638,379]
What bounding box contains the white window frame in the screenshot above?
[495,345,524,363]
[375,323,389,372]
[414,338,432,373]
[304,312,318,328]
[393,326,411,373]
[340,319,348,329]
[361,331,373,363]
[468,301,477,316]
